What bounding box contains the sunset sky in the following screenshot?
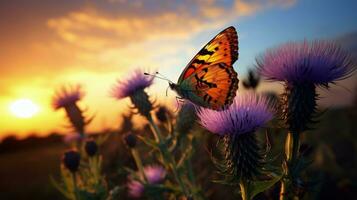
[0,0,356,139]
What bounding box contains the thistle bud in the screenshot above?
[62,150,80,173]
[124,133,137,148]
[84,139,98,157]
[155,106,171,123]
[242,70,260,90]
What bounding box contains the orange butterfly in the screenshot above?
[169,26,239,110]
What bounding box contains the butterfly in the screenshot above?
[169,26,239,110]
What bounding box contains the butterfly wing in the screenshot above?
[179,63,238,110]
[176,26,239,110]
[178,26,238,83]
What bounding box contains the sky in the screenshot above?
[0,0,356,139]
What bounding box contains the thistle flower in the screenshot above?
[257,40,355,85]
[127,180,144,198]
[62,149,81,173]
[112,69,154,118]
[257,40,356,199]
[52,84,87,136]
[127,165,166,198]
[143,165,166,184]
[198,93,273,181]
[256,40,356,133]
[84,139,98,157]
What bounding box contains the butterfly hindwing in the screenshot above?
[178,26,238,82]
[182,63,239,110]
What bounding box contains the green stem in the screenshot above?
[239,179,249,200]
[72,172,79,200]
[185,159,196,185]
[147,115,163,142]
[131,148,148,183]
[147,114,189,197]
[280,131,300,200]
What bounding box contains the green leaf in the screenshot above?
[50,175,74,200]
[247,173,282,198]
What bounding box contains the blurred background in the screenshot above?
[0,0,356,199]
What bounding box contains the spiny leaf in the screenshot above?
[247,172,283,198]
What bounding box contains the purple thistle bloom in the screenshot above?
[127,165,166,198]
[144,165,166,184]
[127,180,144,198]
[256,40,355,85]
[52,84,84,110]
[112,69,154,99]
[198,92,273,136]
[52,84,87,135]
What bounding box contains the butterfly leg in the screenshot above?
[174,96,185,112]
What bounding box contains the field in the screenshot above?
[1,104,356,200]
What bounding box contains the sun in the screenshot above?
[9,99,40,118]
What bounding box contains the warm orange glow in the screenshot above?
[9,99,40,119]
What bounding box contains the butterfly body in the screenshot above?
[172,26,240,110]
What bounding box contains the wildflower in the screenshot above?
[52,84,88,136]
[127,180,144,198]
[84,139,98,157]
[112,69,154,118]
[62,150,81,173]
[127,165,166,198]
[198,93,273,180]
[143,165,166,184]
[256,40,355,133]
[123,133,137,148]
[257,40,356,199]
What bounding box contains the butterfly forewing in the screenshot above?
[178,26,238,82]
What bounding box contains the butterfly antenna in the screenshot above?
[155,72,173,83]
[144,72,173,83]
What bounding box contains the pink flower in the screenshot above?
[256,40,356,86]
[127,165,166,198]
[52,84,87,135]
[112,69,153,100]
[52,84,84,110]
[198,92,273,136]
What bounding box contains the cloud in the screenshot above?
[47,0,297,51]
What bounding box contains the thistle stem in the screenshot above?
[131,148,148,183]
[280,131,300,200]
[147,115,163,142]
[72,172,79,200]
[239,179,249,200]
[147,114,189,197]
